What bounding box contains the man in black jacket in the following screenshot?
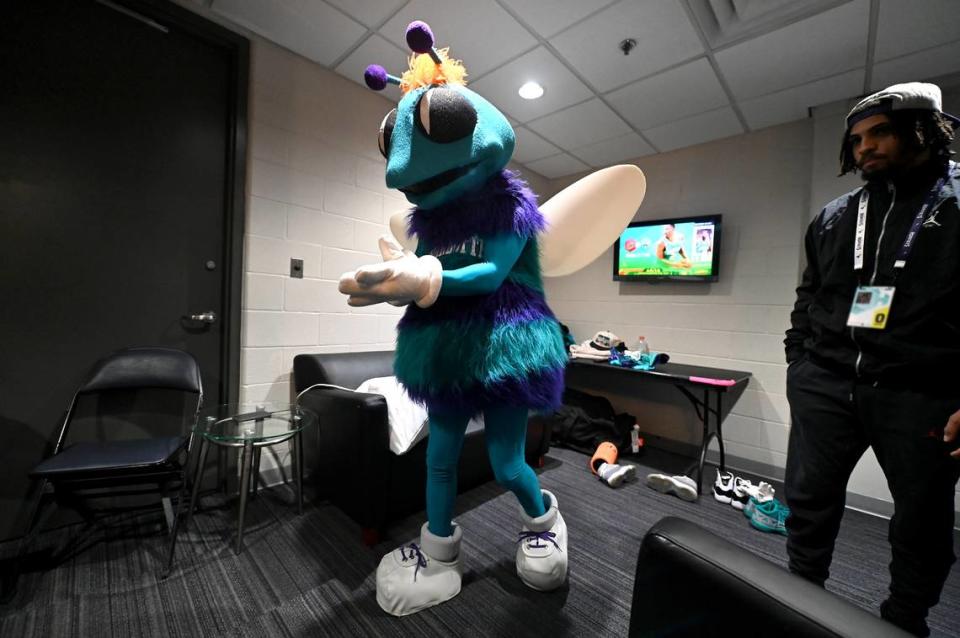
[784,82,960,637]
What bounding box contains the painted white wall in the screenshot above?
[240,37,410,409]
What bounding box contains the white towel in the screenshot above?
[356,376,429,455]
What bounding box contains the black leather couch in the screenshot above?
[629,517,911,637]
[293,351,553,545]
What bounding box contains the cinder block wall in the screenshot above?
[239,38,407,409]
[544,120,811,482]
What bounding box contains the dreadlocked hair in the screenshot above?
[839,110,956,176]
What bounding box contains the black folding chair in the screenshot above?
[9,346,203,591]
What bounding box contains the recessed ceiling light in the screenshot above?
[518,81,544,100]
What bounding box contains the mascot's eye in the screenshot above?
[416,87,477,143]
[378,109,397,158]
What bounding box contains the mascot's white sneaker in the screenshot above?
[516,490,568,591]
[376,522,462,616]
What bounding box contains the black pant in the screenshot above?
[785,357,960,636]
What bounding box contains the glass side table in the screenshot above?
[186,402,317,553]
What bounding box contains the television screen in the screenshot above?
[613,214,722,282]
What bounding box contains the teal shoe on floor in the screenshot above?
[749,498,789,536]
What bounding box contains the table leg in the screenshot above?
[677,386,726,498]
[715,392,726,472]
[236,441,254,554]
[187,438,210,518]
[695,388,710,497]
[293,431,303,515]
[250,448,262,499]
[218,446,227,495]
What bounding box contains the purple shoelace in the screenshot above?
[400,542,428,580]
[517,530,560,550]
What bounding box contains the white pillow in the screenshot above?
[356,376,429,455]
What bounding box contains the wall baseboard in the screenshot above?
[644,436,960,530]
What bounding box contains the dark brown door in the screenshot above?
[0,0,247,539]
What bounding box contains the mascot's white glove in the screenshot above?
[338,235,442,308]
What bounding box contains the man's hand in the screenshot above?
[338,235,442,308]
[945,409,960,459]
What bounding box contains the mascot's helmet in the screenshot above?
[363,21,515,209]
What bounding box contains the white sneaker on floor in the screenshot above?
[376,522,462,616]
[731,477,775,510]
[713,470,735,504]
[598,462,637,487]
[516,490,568,591]
[646,473,699,502]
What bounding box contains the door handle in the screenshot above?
[186,311,217,324]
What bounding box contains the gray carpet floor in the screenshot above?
[1,445,957,637]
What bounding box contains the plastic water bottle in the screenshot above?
[630,424,641,454]
[633,336,650,355]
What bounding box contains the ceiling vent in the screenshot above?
[688,0,851,48]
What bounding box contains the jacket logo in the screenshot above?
[922,206,943,228]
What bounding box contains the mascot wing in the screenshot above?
[540,164,646,277]
[388,207,418,253]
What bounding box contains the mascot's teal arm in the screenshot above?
[440,233,526,296]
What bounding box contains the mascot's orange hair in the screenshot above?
[400,48,467,94]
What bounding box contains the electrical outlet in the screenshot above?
[290,258,303,278]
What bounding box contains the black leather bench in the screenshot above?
[630,517,911,637]
[293,350,552,545]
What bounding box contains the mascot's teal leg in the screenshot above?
[483,405,546,518]
[425,408,471,537]
[485,405,569,592]
[376,407,469,616]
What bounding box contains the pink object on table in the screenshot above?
[689,376,736,387]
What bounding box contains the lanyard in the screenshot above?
[853,175,946,272]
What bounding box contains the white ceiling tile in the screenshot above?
[570,132,655,167]
[524,153,591,179]
[550,0,704,93]
[513,127,562,163]
[499,0,617,38]
[527,99,633,150]
[875,0,960,62]
[325,0,406,29]
[739,70,864,130]
[335,34,407,102]
[378,0,538,77]
[643,107,744,152]
[469,47,594,123]
[606,58,728,130]
[715,0,869,101]
[213,0,366,67]
[871,40,960,91]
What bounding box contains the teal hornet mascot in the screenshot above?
[339,20,645,616]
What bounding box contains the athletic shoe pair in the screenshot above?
[746,497,790,536]
[713,470,774,511]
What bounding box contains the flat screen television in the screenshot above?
[613,214,722,282]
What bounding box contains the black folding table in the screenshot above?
[565,359,752,496]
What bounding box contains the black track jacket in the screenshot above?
[784,159,960,394]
